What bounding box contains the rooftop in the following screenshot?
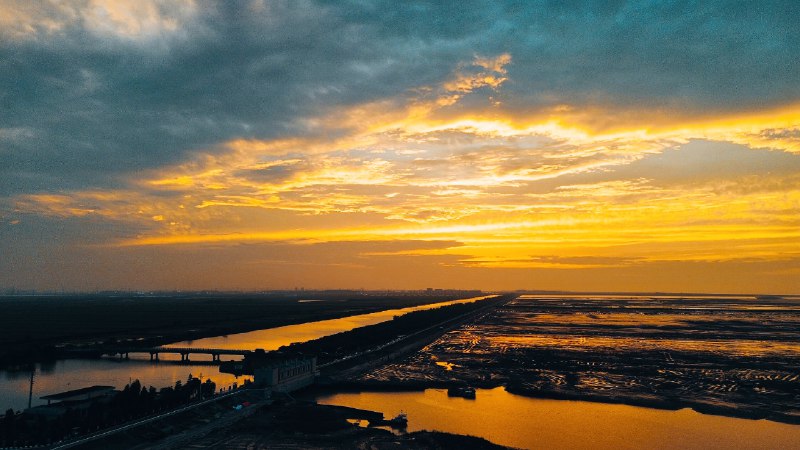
[41,385,115,401]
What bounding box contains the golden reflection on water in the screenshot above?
[484,335,800,357]
[317,388,800,450]
[168,295,495,350]
[434,361,456,371]
[522,312,702,327]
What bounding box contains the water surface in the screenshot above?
[316,388,800,450]
[167,295,493,351]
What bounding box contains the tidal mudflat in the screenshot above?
[357,295,800,424]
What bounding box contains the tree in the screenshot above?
[2,409,15,445]
[201,379,216,398]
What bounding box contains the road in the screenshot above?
[319,294,512,376]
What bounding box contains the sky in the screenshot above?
[1,1,799,294]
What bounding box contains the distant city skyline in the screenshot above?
[1,1,799,294]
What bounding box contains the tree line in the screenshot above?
[1,374,216,447]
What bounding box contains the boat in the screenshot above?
[388,411,408,428]
[447,386,476,399]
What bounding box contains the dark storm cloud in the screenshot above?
[2,0,799,196]
[0,1,493,195]
[497,1,800,112]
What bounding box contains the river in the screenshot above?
[315,387,800,450]
[0,295,492,412]
[165,295,495,350]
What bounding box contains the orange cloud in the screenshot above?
[8,53,800,295]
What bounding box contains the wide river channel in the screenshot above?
[0,295,492,412]
[316,387,800,450]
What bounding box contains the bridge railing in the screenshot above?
[101,347,253,355]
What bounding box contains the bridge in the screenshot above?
[101,346,254,362]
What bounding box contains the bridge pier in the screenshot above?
[99,347,249,363]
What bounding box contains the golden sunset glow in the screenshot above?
[1,1,799,293]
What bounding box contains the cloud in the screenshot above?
[3,1,800,292]
[501,1,800,111]
[0,0,200,42]
[3,1,800,197]
[461,255,647,269]
[10,86,800,257]
[0,1,462,195]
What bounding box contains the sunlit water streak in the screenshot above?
[316,388,800,450]
[166,295,494,350]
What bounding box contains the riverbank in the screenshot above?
[168,400,510,450]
